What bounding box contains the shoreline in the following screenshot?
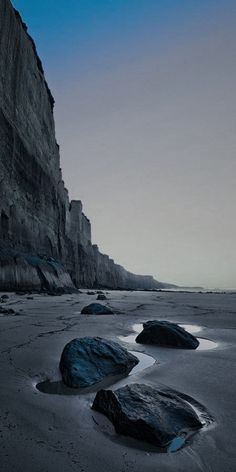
[0,290,235,471]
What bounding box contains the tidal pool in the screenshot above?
[35,349,156,395]
[119,322,218,351]
[128,350,156,375]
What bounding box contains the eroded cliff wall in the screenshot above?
[0,0,162,291]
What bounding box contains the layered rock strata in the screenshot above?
[0,0,166,291]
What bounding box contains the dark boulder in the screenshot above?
[0,306,15,314]
[97,294,107,301]
[81,303,113,315]
[92,383,202,448]
[87,291,96,295]
[60,337,139,388]
[136,320,199,349]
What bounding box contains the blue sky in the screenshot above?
[12,0,236,287]
[13,1,223,76]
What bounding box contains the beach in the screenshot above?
[0,290,235,472]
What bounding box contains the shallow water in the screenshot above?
[119,323,142,343]
[168,436,186,453]
[180,324,201,334]
[197,338,218,350]
[128,350,156,375]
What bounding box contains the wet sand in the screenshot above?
[0,290,236,471]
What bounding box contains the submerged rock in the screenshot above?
[136,320,199,349]
[60,337,139,388]
[81,303,113,315]
[92,383,202,448]
[97,294,107,300]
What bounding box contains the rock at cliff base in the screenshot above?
[59,337,139,388]
[92,383,203,448]
[81,303,114,315]
[136,320,199,349]
[97,294,107,300]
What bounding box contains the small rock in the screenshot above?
[60,337,139,388]
[136,320,199,349]
[0,307,15,315]
[92,383,203,448]
[81,303,113,315]
[87,291,96,295]
[97,294,107,301]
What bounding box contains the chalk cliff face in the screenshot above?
[0,0,163,292]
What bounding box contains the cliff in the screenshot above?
[0,0,165,292]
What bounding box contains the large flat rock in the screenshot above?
[136,320,199,349]
[59,337,139,388]
[92,383,203,449]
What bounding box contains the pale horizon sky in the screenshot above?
[13,0,236,288]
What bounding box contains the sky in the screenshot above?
[12,0,236,288]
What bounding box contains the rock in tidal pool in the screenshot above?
[81,303,113,315]
[136,320,199,349]
[59,337,139,388]
[92,383,203,449]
